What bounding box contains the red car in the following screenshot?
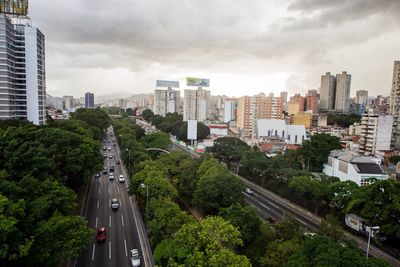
[96,227,106,242]
[116,160,120,164]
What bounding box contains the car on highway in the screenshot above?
[116,160,120,164]
[103,153,107,158]
[109,171,114,176]
[266,217,277,224]
[108,147,112,151]
[96,227,106,242]
[95,173,101,178]
[119,175,125,183]
[130,249,141,267]
[111,198,119,210]
[244,187,254,195]
[103,146,107,150]
[109,154,113,159]
[109,175,114,181]
[110,166,115,172]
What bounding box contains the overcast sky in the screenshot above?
[30,0,400,98]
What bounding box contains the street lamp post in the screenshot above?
[366,226,380,260]
[126,148,130,175]
[140,183,149,228]
[236,163,242,176]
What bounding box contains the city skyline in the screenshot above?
[29,1,400,98]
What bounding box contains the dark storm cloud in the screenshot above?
[27,0,400,97]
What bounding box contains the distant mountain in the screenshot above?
[95,92,152,103]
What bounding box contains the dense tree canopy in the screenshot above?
[327,113,361,128]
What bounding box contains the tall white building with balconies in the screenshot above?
[359,112,393,155]
[389,61,400,149]
[335,71,351,113]
[0,14,46,125]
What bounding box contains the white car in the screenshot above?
[118,175,125,183]
[244,187,254,195]
[109,175,114,181]
[111,198,119,210]
[130,249,141,267]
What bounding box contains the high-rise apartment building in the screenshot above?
[359,112,393,155]
[237,93,283,135]
[389,61,400,149]
[85,92,94,108]
[223,98,237,123]
[355,90,368,105]
[335,71,351,113]
[305,89,319,114]
[320,72,336,111]
[154,88,180,116]
[288,94,305,115]
[183,88,210,122]
[0,14,46,125]
[280,91,288,111]
[63,95,73,110]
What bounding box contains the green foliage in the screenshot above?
[207,137,250,163]
[140,132,171,150]
[389,155,400,164]
[219,203,262,244]
[298,133,341,172]
[327,113,361,127]
[346,179,400,235]
[148,198,194,247]
[318,214,343,242]
[193,158,245,214]
[283,234,390,267]
[69,108,110,140]
[154,216,250,266]
[141,109,154,122]
[274,215,302,241]
[260,238,302,267]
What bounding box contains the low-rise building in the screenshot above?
[323,150,388,186]
[256,119,307,145]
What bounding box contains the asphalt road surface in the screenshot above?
[74,127,152,267]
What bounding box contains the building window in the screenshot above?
[295,135,298,143]
[360,179,370,187]
[282,130,285,138]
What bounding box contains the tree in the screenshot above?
[154,216,250,266]
[176,121,210,142]
[207,137,250,163]
[140,132,171,150]
[298,133,341,172]
[260,239,302,267]
[193,159,245,214]
[318,214,343,242]
[31,214,94,267]
[69,108,110,140]
[141,109,154,122]
[388,155,400,165]
[219,203,262,244]
[346,179,400,236]
[288,175,333,214]
[328,180,358,211]
[327,113,361,128]
[147,199,194,246]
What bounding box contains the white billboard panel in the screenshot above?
[187,120,198,140]
[156,80,179,88]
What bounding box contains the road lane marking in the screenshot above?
[256,201,270,210]
[109,241,111,259]
[97,200,99,209]
[124,239,128,257]
[98,188,100,194]
[119,199,122,208]
[295,217,307,225]
[108,186,110,195]
[121,214,124,226]
[117,185,120,194]
[109,199,111,207]
[91,244,96,261]
[109,215,112,228]
[95,217,98,228]
[268,202,279,209]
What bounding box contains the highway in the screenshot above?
[74,126,153,267]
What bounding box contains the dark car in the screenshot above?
[96,227,106,242]
[110,166,115,172]
[103,169,108,174]
[116,160,120,164]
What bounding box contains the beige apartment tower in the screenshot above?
[390,61,400,149]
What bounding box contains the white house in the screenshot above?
[323,150,388,186]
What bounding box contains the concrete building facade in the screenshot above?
[335,71,351,113]
[183,88,210,122]
[320,72,336,111]
[0,15,46,125]
[359,112,393,155]
[85,92,94,108]
[154,88,180,117]
[389,61,400,149]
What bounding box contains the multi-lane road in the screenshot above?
[74,126,153,267]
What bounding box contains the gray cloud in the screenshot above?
[27,0,400,98]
